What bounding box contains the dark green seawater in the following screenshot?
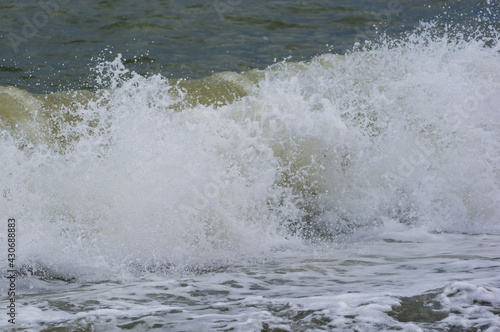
[0,0,494,92]
[1,1,500,331]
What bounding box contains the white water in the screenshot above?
[6,232,500,331]
[1,22,500,330]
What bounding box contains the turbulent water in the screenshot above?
[1,0,500,331]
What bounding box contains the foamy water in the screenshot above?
[1,19,500,331]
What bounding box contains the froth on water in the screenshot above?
[0,21,499,279]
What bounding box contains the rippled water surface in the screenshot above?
[1,0,494,91]
[1,0,499,331]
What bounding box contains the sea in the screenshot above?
[1,0,500,331]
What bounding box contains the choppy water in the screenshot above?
[1,0,500,331]
[10,233,500,331]
[1,0,494,92]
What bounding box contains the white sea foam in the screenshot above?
[2,232,499,331]
[1,22,499,283]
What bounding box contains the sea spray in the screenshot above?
[0,22,499,280]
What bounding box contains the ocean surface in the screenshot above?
[1,0,500,331]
